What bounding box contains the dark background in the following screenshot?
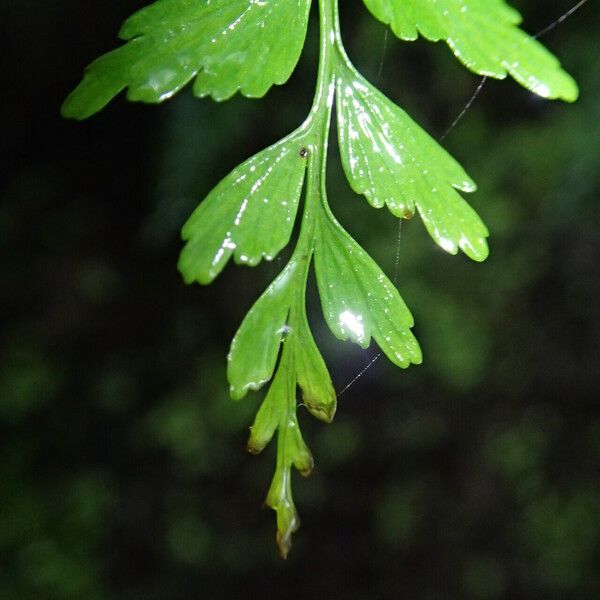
[2,1,599,598]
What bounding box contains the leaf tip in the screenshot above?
[247,417,277,455]
[412,350,424,366]
[177,249,215,286]
[305,400,337,424]
[460,237,490,263]
[60,93,89,121]
[228,384,246,402]
[247,436,266,455]
[276,531,292,560]
[560,79,580,103]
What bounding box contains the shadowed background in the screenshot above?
[2,1,599,598]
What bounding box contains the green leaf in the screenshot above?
[266,462,300,560]
[248,345,313,558]
[228,253,336,421]
[61,0,582,561]
[362,0,578,102]
[336,66,489,261]
[293,304,337,423]
[178,129,308,285]
[314,206,422,368]
[227,262,296,402]
[247,358,288,455]
[62,0,312,119]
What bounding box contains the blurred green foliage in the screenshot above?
[2,0,599,598]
